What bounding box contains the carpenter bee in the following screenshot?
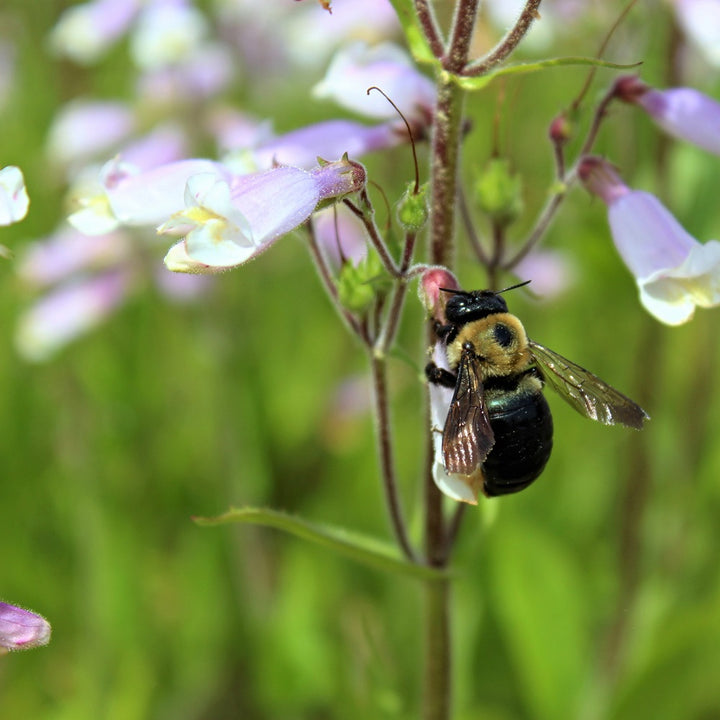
[425,282,648,497]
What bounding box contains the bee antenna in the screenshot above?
[439,287,467,296]
[496,279,531,295]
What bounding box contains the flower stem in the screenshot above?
[415,0,446,59]
[371,353,417,562]
[463,0,542,76]
[423,577,452,720]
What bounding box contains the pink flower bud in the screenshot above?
[0,602,51,652]
[419,267,459,322]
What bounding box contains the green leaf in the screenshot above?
[386,0,438,66]
[488,516,591,720]
[457,57,643,91]
[195,506,446,581]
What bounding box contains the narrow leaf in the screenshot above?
[194,506,446,581]
[457,57,643,91]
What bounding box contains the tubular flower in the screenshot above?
[0,602,51,653]
[313,42,435,125]
[579,156,720,325]
[0,166,30,225]
[614,75,720,156]
[162,158,366,273]
[420,269,484,503]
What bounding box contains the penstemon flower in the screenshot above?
[161,158,366,273]
[614,75,720,156]
[0,602,51,653]
[420,269,483,503]
[579,156,720,325]
[313,42,435,124]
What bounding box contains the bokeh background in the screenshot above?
[2,1,720,718]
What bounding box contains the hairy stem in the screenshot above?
[371,353,417,562]
[415,0,446,59]
[463,0,542,76]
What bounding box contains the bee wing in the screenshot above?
[529,340,648,429]
[442,349,495,475]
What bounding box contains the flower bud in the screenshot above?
[0,602,51,652]
[312,154,366,202]
[419,267,459,323]
[396,181,428,232]
[548,112,573,146]
[337,251,389,314]
[475,158,523,228]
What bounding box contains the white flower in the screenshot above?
[0,166,30,225]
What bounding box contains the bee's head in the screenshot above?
[442,281,529,326]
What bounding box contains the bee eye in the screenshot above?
[493,323,514,348]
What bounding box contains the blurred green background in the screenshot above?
[2,1,720,718]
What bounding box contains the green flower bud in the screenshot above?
[397,181,429,232]
[475,158,523,228]
[337,251,390,314]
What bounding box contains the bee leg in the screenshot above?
[432,321,456,343]
[425,362,457,388]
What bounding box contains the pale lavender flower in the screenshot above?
[614,75,720,156]
[136,43,236,103]
[313,42,435,124]
[75,157,231,233]
[16,270,135,362]
[283,0,400,67]
[162,158,366,272]
[579,156,720,325]
[129,0,209,70]
[47,100,135,166]
[119,124,189,170]
[513,250,576,298]
[312,205,368,268]
[0,602,51,652]
[17,227,132,287]
[0,166,30,226]
[674,0,720,66]
[49,0,142,64]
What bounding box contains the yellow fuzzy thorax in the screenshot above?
[446,312,533,378]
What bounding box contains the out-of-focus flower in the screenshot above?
[47,100,136,166]
[673,0,720,67]
[17,227,132,287]
[136,42,235,102]
[283,0,400,67]
[614,75,720,156]
[49,0,142,64]
[313,42,435,124]
[130,0,209,70]
[224,119,405,174]
[16,270,136,362]
[0,602,51,652]
[312,205,368,268]
[579,156,720,325]
[15,224,210,361]
[0,166,30,226]
[513,249,576,299]
[0,40,16,112]
[162,158,366,272]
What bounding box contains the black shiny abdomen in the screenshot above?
[482,390,553,496]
